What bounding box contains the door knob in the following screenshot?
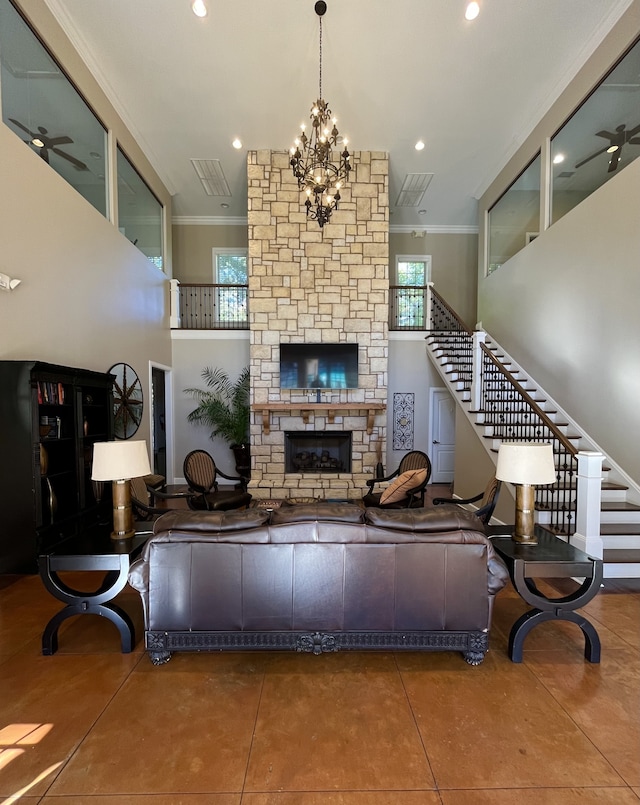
[433,440,440,444]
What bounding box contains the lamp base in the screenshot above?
[512,484,538,545]
[511,531,538,546]
[111,479,134,542]
[110,529,135,542]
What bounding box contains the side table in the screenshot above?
[488,525,603,663]
[39,524,151,655]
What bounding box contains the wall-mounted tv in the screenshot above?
[280,343,358,389]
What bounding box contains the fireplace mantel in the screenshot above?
[251,403,386,435]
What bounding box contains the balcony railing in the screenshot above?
[389,285,428,330]
[173,282,248,330]
[172,281,429,331]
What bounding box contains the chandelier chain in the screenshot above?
[318,16,322,101]
[289,1,351,229]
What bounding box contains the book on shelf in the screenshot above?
[37,381,65,405]
[40,415,61,439]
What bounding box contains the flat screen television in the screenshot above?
[280,343,358,389]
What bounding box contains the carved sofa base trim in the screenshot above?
[145,629,490,666]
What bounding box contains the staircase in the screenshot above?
[425,290,640,578]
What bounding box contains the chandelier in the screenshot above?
[290,0,351,228]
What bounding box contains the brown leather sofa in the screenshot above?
[128,503,508,666]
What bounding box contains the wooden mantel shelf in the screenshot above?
[251,403,386,435]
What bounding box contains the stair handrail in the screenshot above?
[428,286,473,335]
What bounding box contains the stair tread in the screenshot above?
[601,482,628,491]
[600,523,640,535]
[603,549,640,563]
[601,501,640,512]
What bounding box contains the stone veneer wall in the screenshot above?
[248,149,389,500]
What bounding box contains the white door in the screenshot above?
[430,388,455,483]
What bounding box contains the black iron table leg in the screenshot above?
[39,551,137,655]
[41,601,136,655]
[490,529,604,664]
[508,608,601,663]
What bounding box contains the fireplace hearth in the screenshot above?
[285,431,352,474]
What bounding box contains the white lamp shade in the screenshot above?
[91,440,151,481]
[495,442,556,485]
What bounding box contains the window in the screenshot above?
[487,153,541,274]
[213,249,248,326]
[551,36,640,225]
[117,147,164,270]
[0,0,108,216]
[390,256,431,329]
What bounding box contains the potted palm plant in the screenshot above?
[184,366,250,476]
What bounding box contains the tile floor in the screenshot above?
[0,497,639,803]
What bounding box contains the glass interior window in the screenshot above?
[487,153,541,274]
[551,37,640,225]
[0,0,108,217]
[117,146,164,270]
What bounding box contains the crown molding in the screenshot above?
[390,224,478,235]
[171,216,478,233]
[171,216,248,226]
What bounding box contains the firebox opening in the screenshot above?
[285,431,352,474]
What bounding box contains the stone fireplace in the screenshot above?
[247,149,389,501]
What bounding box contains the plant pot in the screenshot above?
[231,443,251,479]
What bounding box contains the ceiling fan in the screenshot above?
[9,118,88,171]
[575,122,640,173]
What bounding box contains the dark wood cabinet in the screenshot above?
[0,361,114,573]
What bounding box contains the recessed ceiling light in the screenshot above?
[418,209,427,215]
[553,153,565,164]
[89,151,101,159]
[232,138,242,150]
[192,0,207,18]
[465,2,480,20]
[220,203,230,209]
[415,140,425,151]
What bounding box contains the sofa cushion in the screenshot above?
[379,468,427,505]
[365,505,485,533]
[152,508,270,534]
[270,502,365,525]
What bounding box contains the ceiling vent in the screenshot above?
[396,173,434,207]
[557,171,576,179]
[190,159,232,197]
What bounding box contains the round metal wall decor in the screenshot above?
[109,362,143,439]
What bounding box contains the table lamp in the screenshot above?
[495,442,556,545]
[92,440,151,540]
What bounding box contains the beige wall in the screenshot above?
[388,336,445,471]
[453,410,514,524]
[172,224,248,282]
[1,2,174,453]
[171,334,250,479]
[477,2,640,487]
[390,232,479,328]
